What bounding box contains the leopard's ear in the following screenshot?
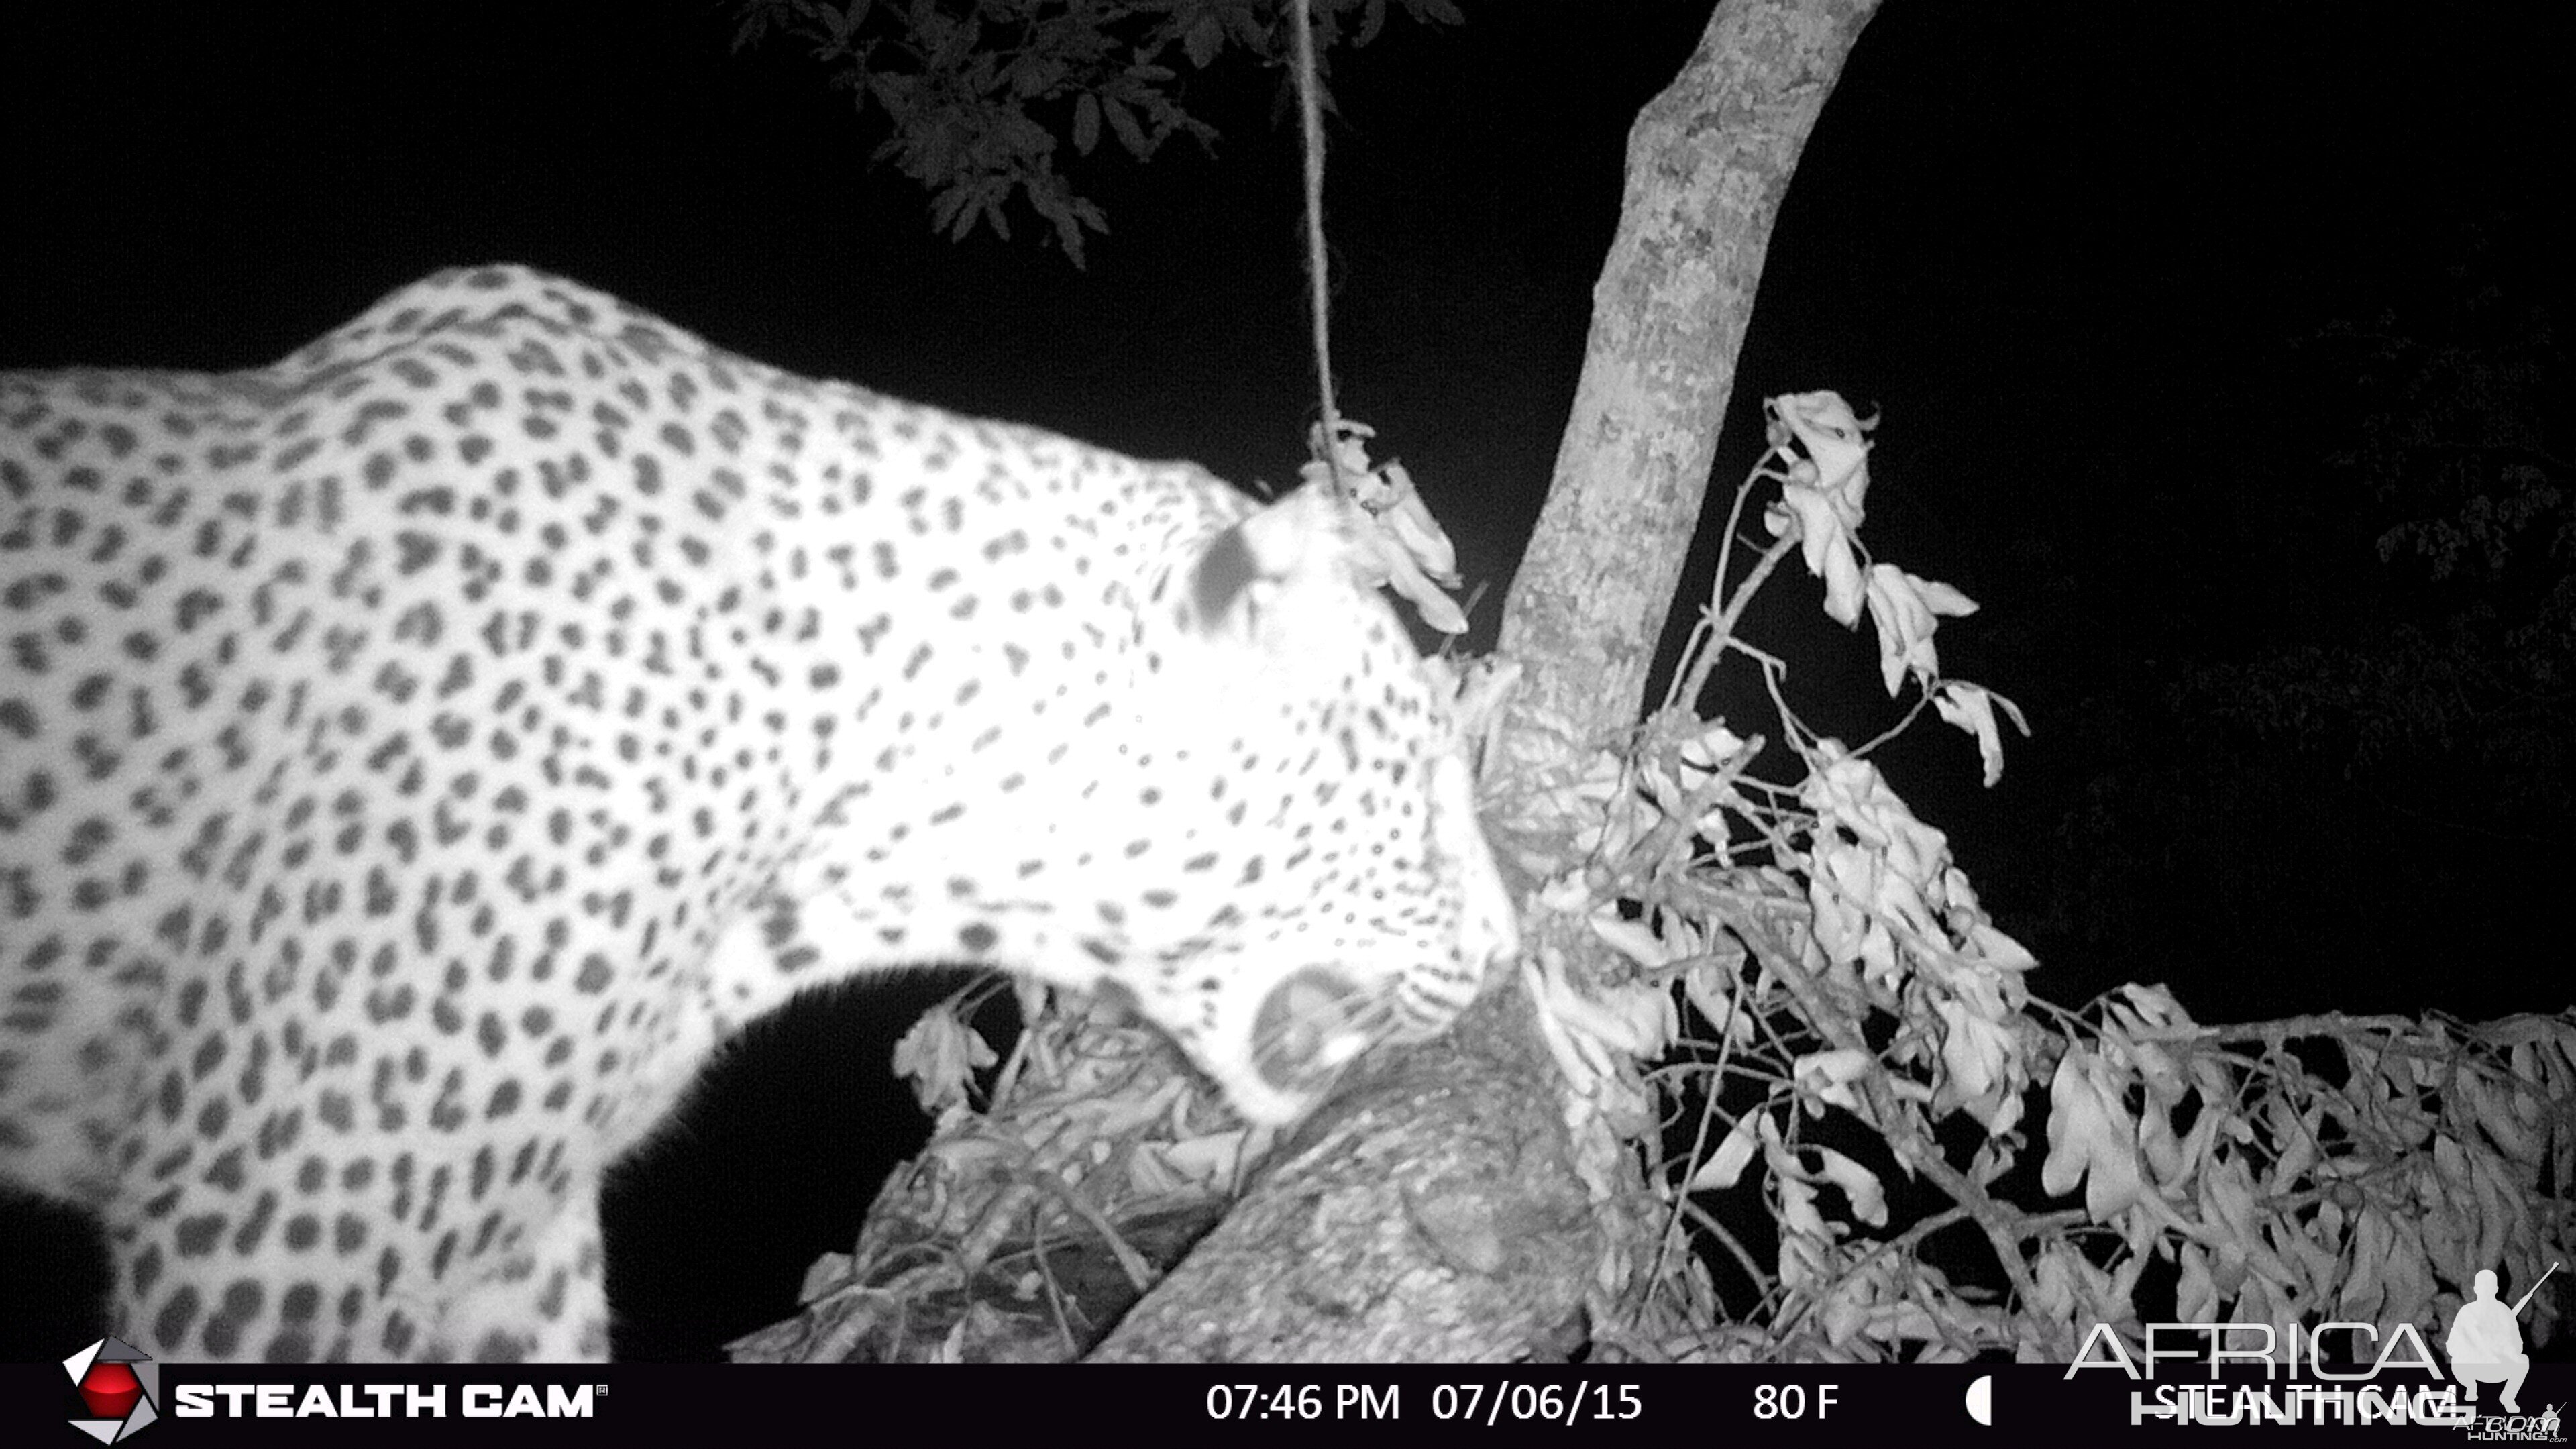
[1181,485,1360,637]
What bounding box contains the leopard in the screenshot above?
[0,264,1519,1363]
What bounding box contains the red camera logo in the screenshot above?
[64,1338,159,1443]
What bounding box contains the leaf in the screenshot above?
[1682,958,1743,1044]
[2041,1049,2145,1217]
[1072,91,1101,154]
[1101,94,1148,156]
[1931,682,2031,788]
[1760,392,1878,626]
[1935,998,2011,1102]
[890,1006,996,1114]
[1792,1046,1874,1114]
[1348,521,1468,633]
[1010,55,1064,99]
[2176,1242,2219,1322]
[868,71,915,118]
[1770,1142,1831,1245]
[798,1250,855,1303]
[1588,911,1675,967]
[1183,13,1224,68]
[2268,1096,2322,1182]
[1369,462,1462,582]
[1764,479,1866,627]
[1357,0,1389,46]
[927,180,973,237]
[2339,1208,2391,1324]
[1813,1146,1888,1227]
[1690,1112,1764,1193]
[2137,1090,2184,1185]
[2028,1244,2078,1320]
[1863,563,1978,698]
[1774,391,1874,503]
[1225,5,1273,49]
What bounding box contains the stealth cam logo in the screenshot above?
[63,1338,160,1442]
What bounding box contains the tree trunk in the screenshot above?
[1494,0,1882,794]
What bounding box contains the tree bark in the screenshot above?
[1494,0,1881,804]
[1093,986,1593,1361]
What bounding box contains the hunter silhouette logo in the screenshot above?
[62,1338,159,1443]
[2443,1261,2557,1417]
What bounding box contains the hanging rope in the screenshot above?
[1291,0,1348,499]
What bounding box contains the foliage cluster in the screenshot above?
[1533,396,2573,1361]
[733,0,1460,264]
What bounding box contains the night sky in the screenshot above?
[4,2,2567,1359]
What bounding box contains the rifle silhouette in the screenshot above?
[2509,1260,2559,1317]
